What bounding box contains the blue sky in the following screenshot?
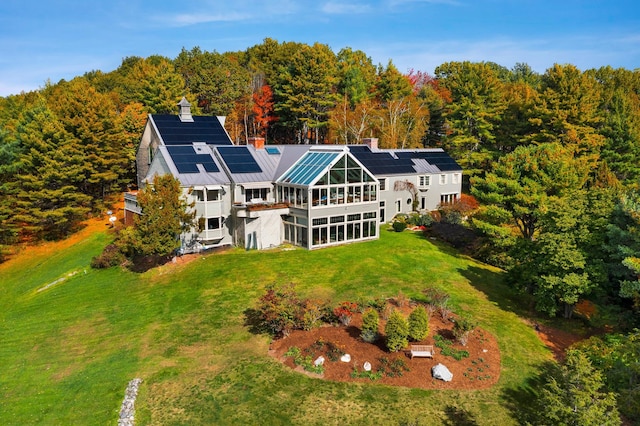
[1,0,639,96]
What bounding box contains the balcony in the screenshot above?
[233,201,290,218]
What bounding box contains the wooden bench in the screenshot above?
[409,345,434,359]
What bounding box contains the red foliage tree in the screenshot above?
[252,84,278,137]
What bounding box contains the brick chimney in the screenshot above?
[247,137,265,149]
[363,137,378,151]
[178,97,193,122]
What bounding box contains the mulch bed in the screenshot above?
[268,307,501,390]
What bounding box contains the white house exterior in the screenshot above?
[125,98,463,253]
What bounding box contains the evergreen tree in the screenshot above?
[117,174,194,259]
[273,42,339,144]
[537,350,620,425]
[385,309,409,352]
[407,305,429,341]
[9,99,91,240]
[435,61,506,176]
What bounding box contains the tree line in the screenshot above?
[0,40,639,324]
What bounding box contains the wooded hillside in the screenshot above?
[0,40,639,325]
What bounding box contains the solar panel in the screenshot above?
[166,145,220,174]
[217,146,262,174]
[152,114,233,146]
[395,151,462,171]
[350,148,416,175]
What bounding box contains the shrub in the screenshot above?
[299,299,326,331]
[408,213,434,227]
[333,301,358,326]
[392,221,407,232]
[381,302,395,320]
[453,316,477,346]
[379,357,410,377]
[385,309,409,352]
[422,287,451,319]
[361,308,380,343]
[91,243,127,269]
[256,283,300,337]
[408,305,429,341]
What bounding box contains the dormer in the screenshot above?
[178,97,194,122]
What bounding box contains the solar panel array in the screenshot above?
[216,146,262,174]
[153,115,233,146]
[395,151,462,171]
[167,145,220,174]
[349,146,416,175]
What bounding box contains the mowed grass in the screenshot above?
[0,226,552,425]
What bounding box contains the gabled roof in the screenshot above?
[277,147,352,186]
[150,114,232,146]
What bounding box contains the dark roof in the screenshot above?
[166,145,220,174]
[348,145,415,175]
[395,151,462,172]
[152,114,232,145]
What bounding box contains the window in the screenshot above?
[192,189,204,202]
[440,193,458,204]
[379,178,386,191]
[363,212,376,219]
[330,215,345,224]
[313,217,328,226]
[396,200,401,213]
[207,188,220,201]
[440,174,447,185]
[419,175,430,187]
[207,217,222,229]
[347,214,361,222]
[452,173,460,184]
[245,187,268,203]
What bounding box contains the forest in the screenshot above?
[1,38,639,315]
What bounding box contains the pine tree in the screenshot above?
[538,350,620,425]
[118,174,194,259]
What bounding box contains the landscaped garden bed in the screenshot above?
[267,299,501,390]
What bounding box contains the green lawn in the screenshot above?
[0,227,552,425]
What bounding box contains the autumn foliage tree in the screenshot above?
[252,84,278,138]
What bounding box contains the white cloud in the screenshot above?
[158,12,251,27]
[321,2,373,14]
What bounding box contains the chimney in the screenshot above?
[247,137,265,150]
[363,137,378,151]
[178,97,193,122]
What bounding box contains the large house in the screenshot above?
[125,98,462,253]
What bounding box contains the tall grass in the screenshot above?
[0,227,551,425]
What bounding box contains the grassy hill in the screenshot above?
[0,223,552,425]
